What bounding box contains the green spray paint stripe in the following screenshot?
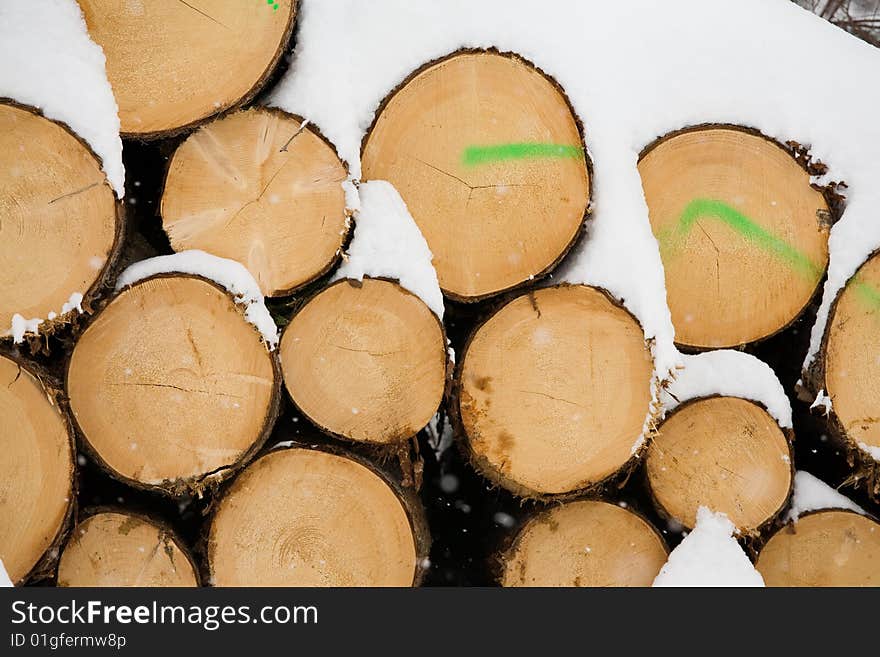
[657,198,880,315]
[852,277,880,312]
[657,198,823,279]
[461,143,583,166]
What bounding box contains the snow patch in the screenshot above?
[116,251,279,348]
[5,290,86,343]
[0,0,124,196]
[9,315,42,344]
[61,292,84,315]
[786,471,865,522]
[810,389,832,415]
[661,351,793,428]
[653,507,765,587]
[0,557,12,587]
[334,180,445,319]
[858,441,880,461]
[426,413,454,459]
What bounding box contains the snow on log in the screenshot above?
[280,278,447,445]
[756,509,880,586]
[804,250,880,492]
[333,180,444,320]
[456,285,655,498]
[115,251,279,348]
[639,126,830,350]
[0,0,124,195]
[786,470,865,522]
[161,108,351,297]
[57,511,198,587]
[0,560,12,588]
[653,507,765,587]
[0,352,75,585]
[77,0,296,139]
[0,102,123,344]
[207,446,429,586]
[360,50,590,302]
[646,397,793,534]
[499,500,667,587]
[661,350,793,428]
[66,274,281,496]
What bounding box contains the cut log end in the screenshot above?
[0,102,120,339]
[500,500,667,587]
[646,397,793,533]
[67,275,279,494]
[756,510,880,586]
[361,50,590,301]
[57,512,198,587]
[824,252,880,468]
[280,278,447,445]
[0,353,74,585]
[458,285,654,498]
[457,285,653,497]
[639,126,829,349]
[79,0,296,138]
[161,108,349,297]
[208,447,426,587]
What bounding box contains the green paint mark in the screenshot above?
[461,142,583,166]
[853,276,880,312]
[659,198,880,315]
[657,198,822,279]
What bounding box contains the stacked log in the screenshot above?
[207,446,429,587]
[280,278,448,445]
[645,397,793,535]
[0,353,74,585]
[77,0,297,139]
[499,500,667,587]
[456,284,654,499]
[757,510,880,586]
[361,50,591,301]
[66,274,281,496]
[3,3,880,590]
[0,101,123,343]
[803,251,880,493]
[639,126,830,349]
[57,511,198,587]
[161,107,350,297]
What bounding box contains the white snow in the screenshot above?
[60,291,84,315]
[0,557,12,587]
[116,251,279,348]
[5,290,86,343]
[9,315,42,343]
[270,0,880,400]
[858,441,880,460]
[426,413,454,459]
[333,181,445,318]
[661,351,793,428]
[0,0,124,196]
[810,389,833,415]
[653,507,765,587]
[786,470,865,522]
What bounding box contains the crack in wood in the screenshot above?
[47,181,100,205]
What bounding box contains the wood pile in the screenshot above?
[2,2,879,588]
